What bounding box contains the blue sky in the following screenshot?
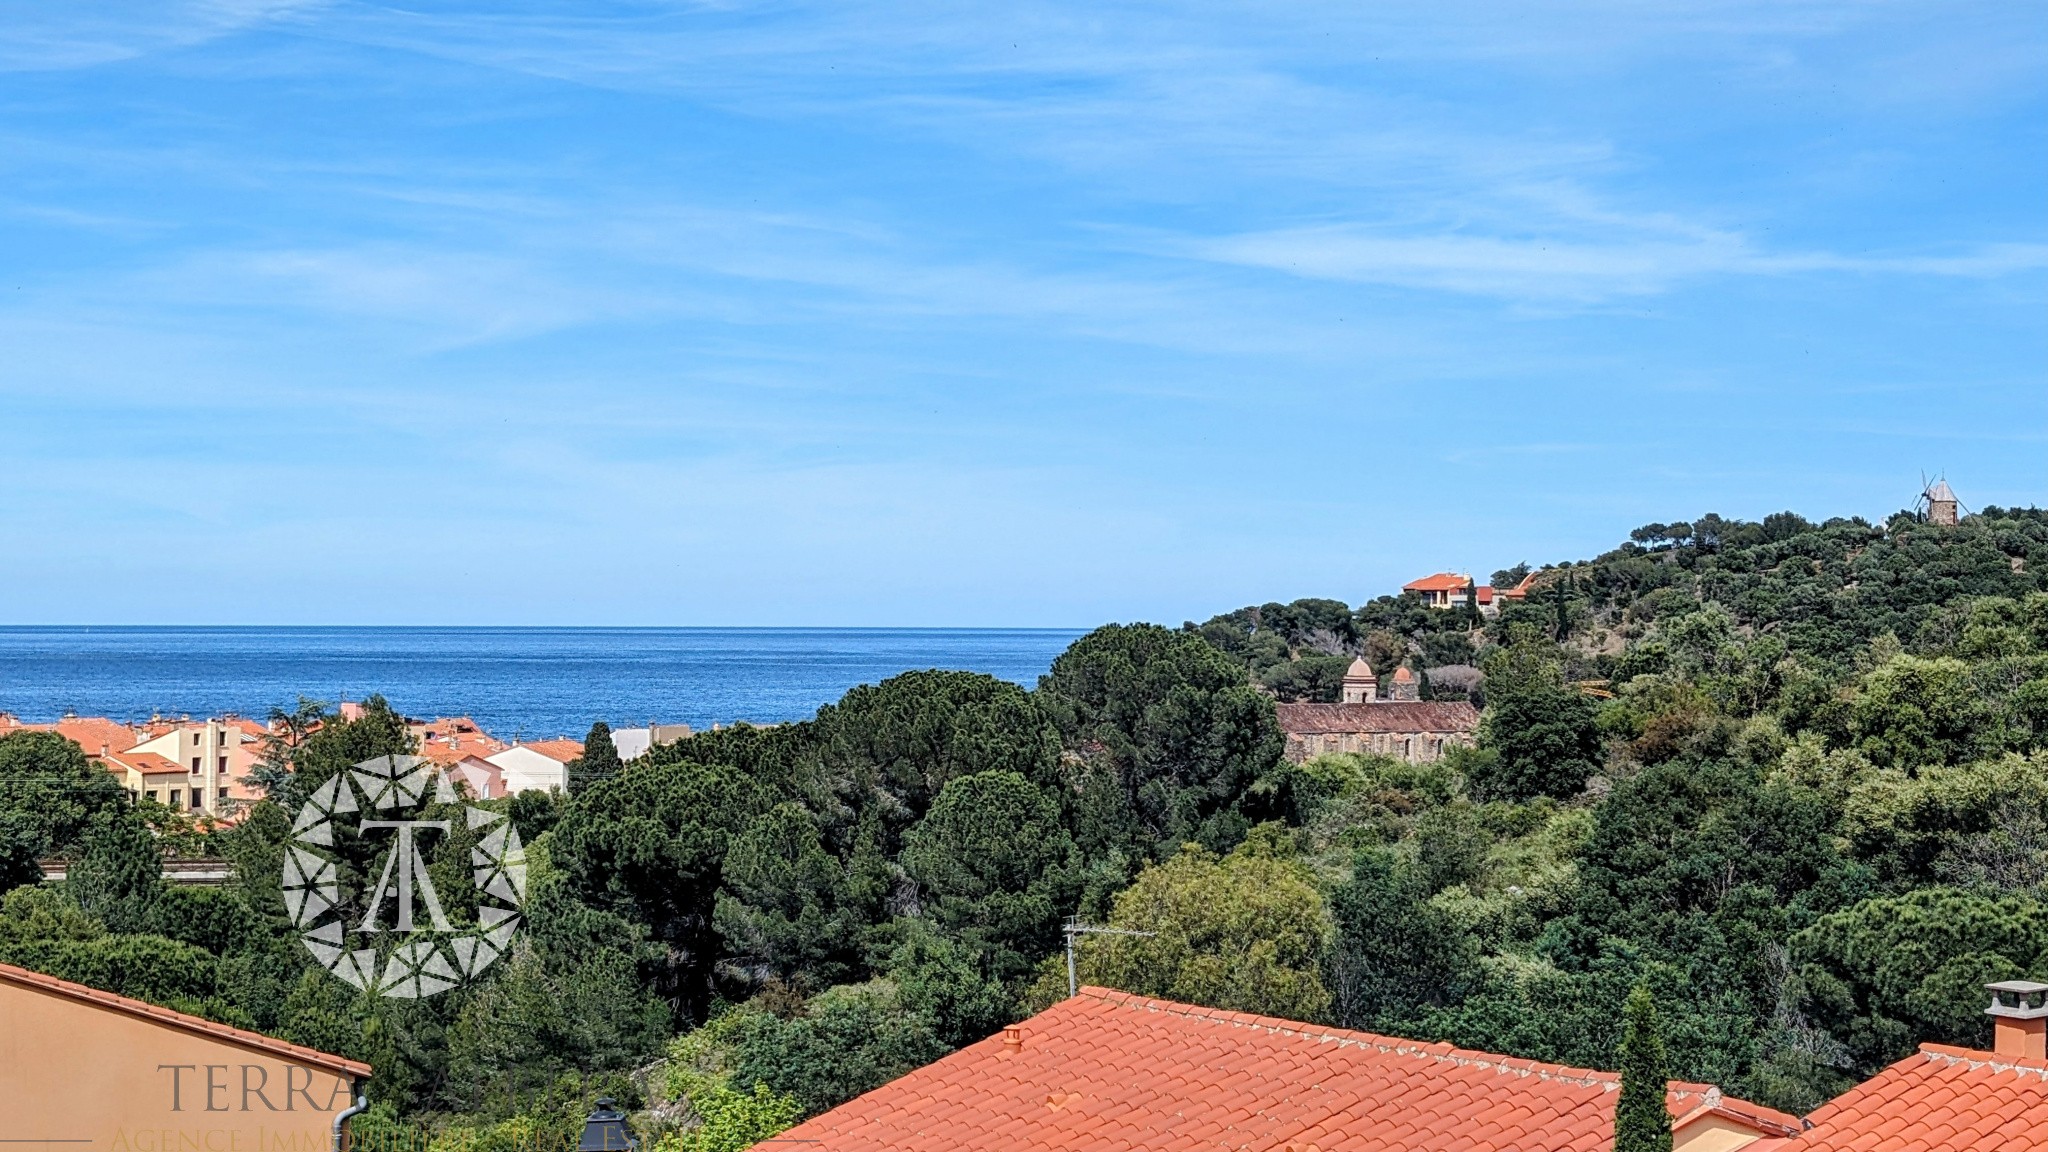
[1,1,2042,626]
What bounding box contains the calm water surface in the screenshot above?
[0,627,1088,738]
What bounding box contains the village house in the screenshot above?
[0,712,261,816]
[119,716,263,816]
[484,738,584,794]
[408,715,509,766]
[1275,658,1480,763]
[610,722,695,761]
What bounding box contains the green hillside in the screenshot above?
[2,502,2045,1140]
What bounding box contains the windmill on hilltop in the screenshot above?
[1917,474,1963,526]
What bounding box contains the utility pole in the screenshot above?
[1063,921,1156,997]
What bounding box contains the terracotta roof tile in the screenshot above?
[772,987,1789,1152]
[1771,1044,2048,1151]
[103,750,187,776]
[7,717,144,755]
[0,960,371,1080]
[1276,701,1481,735]
[1403,573,1473,593]
[518,739,585,763]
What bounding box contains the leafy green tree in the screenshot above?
[67,807,163,935]
[442,938,668,1112]
[1040,624,1283,855]
[265,695,413,810]
[717,980,950,1117]
[1848,655,1996,774]
[1260,654,1353,703]
[0,907,219,1008]
[1569,762,1865,988]
[247,698,328,800]
[273,967,369,1063]
[1614,984,1673,1152]
[660,1082,801,1152]
[0,885,102,948]
[1327,847,1476,1033]
[1073,833,1331,1021]
[1473,645,1602,800]
[714,802,865,987]
[663,1017,803,1150]
[1841,753,2048,886]
[810,670,1062,851]
[1793,887,2048,1074]
[0,731,124,893]
[885,921,1015,1048]
[550,758,764,1021]
[902,771,1078,980]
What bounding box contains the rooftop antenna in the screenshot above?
[1062,921,1156,998]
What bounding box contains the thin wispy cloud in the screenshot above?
[0,0,319,71]
[1177,225,2048,303]
[0,0,2039,623]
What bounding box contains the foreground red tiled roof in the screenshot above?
[774,987,1793,1152]
[1276,701,1480,734]
[1403,572,1473,593]
[1747,1043,2048,1152]
[0,961,372,1080]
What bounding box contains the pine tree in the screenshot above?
[570,721,624,793]
[1615,983,1673,1152]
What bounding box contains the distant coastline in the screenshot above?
[0,625,1088,737]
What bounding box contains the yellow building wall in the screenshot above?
[0,978,358,1150]
[1673,1113,1768,1152]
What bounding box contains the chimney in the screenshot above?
[1000,1025,1024,1057]
[1986,980,2048,1059]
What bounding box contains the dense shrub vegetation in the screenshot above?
[2,503,2046,1138]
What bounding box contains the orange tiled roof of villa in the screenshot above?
[1402,572,1474,593]
[772,986,1799,1152]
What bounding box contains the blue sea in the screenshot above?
[0,627,1089,739]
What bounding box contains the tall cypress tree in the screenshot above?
[571,721,624,793]
[1614,983,1673,1152]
